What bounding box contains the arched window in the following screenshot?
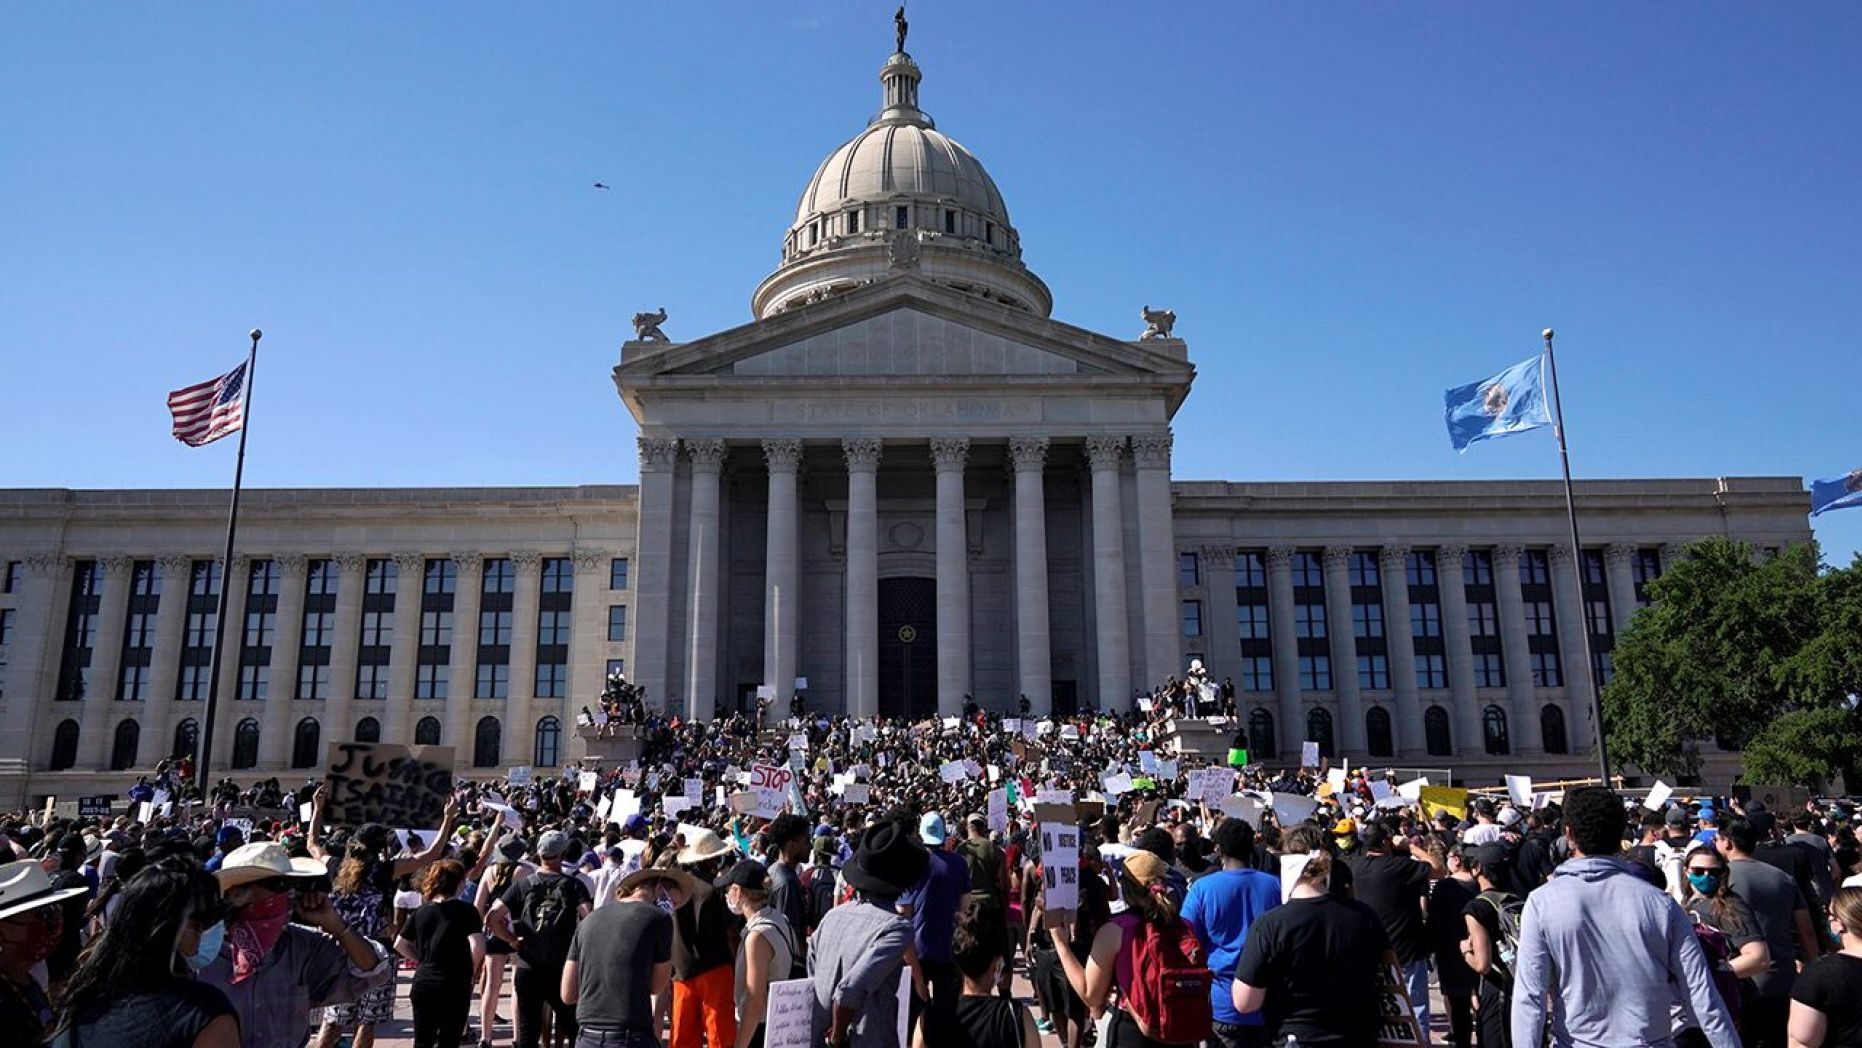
[292,718,321,769]
[415,716,442,746]
[1424,705,1453,757]
[1365,707,1394,758]
[1247,708,1276,760]
[232,718,260,770]
[172,718,198,761]
[534,716,562,768]
[1306,708,1335,760]
[1483,705,1511,756]
[355,717,380,743]
[111,720,140,771]
[474,717,502,769]
[1541,704,1569,755]
[50,719,80,771]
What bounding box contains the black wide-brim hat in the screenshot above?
[843,821,929,895]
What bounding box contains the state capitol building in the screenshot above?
[0,40,1810,803]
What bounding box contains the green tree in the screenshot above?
[1739,707,1862,792]
[1601,539,1822,780]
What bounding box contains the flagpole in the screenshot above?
[196,329,262,793]
[1541,328,1612,785]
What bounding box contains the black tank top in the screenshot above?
[927,994,1022,1048]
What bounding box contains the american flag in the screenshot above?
[167,362,248,447]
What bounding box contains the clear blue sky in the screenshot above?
[3,3,1858,562]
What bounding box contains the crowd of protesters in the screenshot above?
[4,684,1862,1048]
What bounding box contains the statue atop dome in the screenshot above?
[895,5,908,53]
[1140,306,1177,341]
[632,307,669,343]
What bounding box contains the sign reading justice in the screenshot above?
[324,741,455,828]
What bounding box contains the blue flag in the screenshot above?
[1810,469,1862,516]
[1444,354,1553,452]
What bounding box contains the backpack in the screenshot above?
[1689,911,1746,1022]
[1117,914,1212,1046]
[803,864,838,932]
[1475,890,1526,985]
[518,874,579,962]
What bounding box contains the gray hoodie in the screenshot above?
[1511,856,1736,1048]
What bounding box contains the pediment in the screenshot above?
[616,278,1192,384]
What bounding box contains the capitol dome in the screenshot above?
[751,49,1052,319]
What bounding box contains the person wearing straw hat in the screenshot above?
[0,858,90,1044]
[197,841,395,1048]
[669,826,740,1048]
[562,864,695,1048]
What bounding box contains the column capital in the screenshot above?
[510,550,543,576]
[1322,546,1354,570]
[685,437,727,474]
[1437,544,1469,565]
[572,547,611,573]
[1378,545,1411,570]
[1492,544,1524,565]
[450,550,484,574]
[1083,435,1126,470]
[1604,543,1637,567]
[1008,436,1050,473]
[841,437,884,473]
[99,555,136,579]
[276,553,309,578]
[1265,546,1295,570]
[158,552,195,575]
[929,437,970,473]
[226,553,251,576]
[332,551,367,574]
[1547,544,1575,566]
[23,551,69,576]
[392,551,426,575]
[1129,431,1174,469]
[638,436,680,473]
[1198,544,1235,564]
[762,437,804,473]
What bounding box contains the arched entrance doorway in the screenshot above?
[878,577,937,719]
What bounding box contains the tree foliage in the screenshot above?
[1739,707,1862,792]
[1601,539,1834,781]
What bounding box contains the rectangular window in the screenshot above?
[1633,548,1663,606]
[116,560,161,701]
[1462,549,1494,586]
[355,558,396,700]
[1594,651,1615,686]
[480,610,513,646]
[1180,600,1203,637]
[1294,603,1326,639]
[1237,604,1270,640]
[1520,550,1551,586]
[420,609,453,646]
[1415,653,1447,689]
[1,560,16,593]
[1178,552,1200,587]
[476,662,509,700]
[1463,550,1505,691]
[535,661,568,699]
[1531,651,1563,688]
[605,658,626,679]
[985,220,995,245]
[539,609,572,646]
[1241,655,1273,692]
[0,608,12,646]
[297,664,330,701]
[1234,550,1274,692]
[1410,603,1442,638]
[55,560,101,701]
[1298,655,1332,691]
[1474,652,1506,689]
[1357,653,1389,690]
[1525,601,1556,636]
[296,559,336,700]
[1405,552,1438,587]
[416,662,449,700]
[1347,552,1379,588]
[238,663,269,702]
[943,209,956,234]
[608,605,629,643]
[535,557,572,701]
[1468,602,1500,637]
[416,558,455,700]
[1292,552,1323,588]
[610,558,630,590]
[1234,552,1266,588]
[476,557,514,698]
[848,210,860,234]
[895,205,909,229]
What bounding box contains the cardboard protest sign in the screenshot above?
[1156,760,1178,781]
[1397,777,1429,802]
[507,766,532,786]
[324,742,455,829]
[938,761,967,784]
[1138,750,1158,774]
[1219,794,1262,826]
[78,796,114,818]
[762,978,815,1048]
[751,764,794,791]
[987,788,1009,833]
[1039,821,1082,909]
[841,784,872,804]
[1326,768,1348,796]
[578,771,599,793]
[1370,780,1403,808]
[1035,788,1072,806]
[1269,792,1319,825]
[1374,960,1429,1046]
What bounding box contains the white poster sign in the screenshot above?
[1039,822,1081,910]
[1504,774,1534,807]
[1642,780,1674,811]
[1269,792,1319,825]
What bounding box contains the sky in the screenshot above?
[3,3,1859,562]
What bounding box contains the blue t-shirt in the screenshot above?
[1182,867,1282,1026]
[901,849,971,962]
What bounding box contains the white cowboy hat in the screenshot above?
[615,864,696,903]
[214,841,328,888]
[0,860,88,921]
[674,827,735,866]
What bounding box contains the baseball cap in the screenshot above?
[537,830,570,858]
[720,859,770,890]
[1697,806,1718,822]
[1498,808,1522,827]
[1664,806,1689,828]
[1332,817,1356,836]
[918,812,948,846]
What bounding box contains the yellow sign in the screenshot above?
[1418,786,1469,823]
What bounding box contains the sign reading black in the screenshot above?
[324,742,455,829]
[78,796,115,818]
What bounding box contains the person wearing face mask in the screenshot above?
[199,842,395,1048]
[0,859,90,1044]
[1679,844,1768,1043]
[561,864,692,1048]
[49,860,239,1047]
[722,860,797,1048]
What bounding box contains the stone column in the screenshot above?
[1198,545,1240,688]
[1266,547,1302,757]
[1548,545,1597,754]
[209,556,252,769]
[6,554,71,777]
[1435,546,1483,756]
[140,553,195,767]
[930,437,971,716]
[567,548,608,749]
[259,554,308,767]
[842,438,882,719]
[1604,544,1640,643]
[446,552,484,757]
[1084,437,1131,711]
[386,552,425,743]
[324,553,366,747]
[762,438,803,705]
[80,556,135,768]
[506,551,542,764]
[632,437,680,713]
[1491,546,1543,753]
[1130,432,1180,687]
[1321,548,1366,754]
[1378,547,1420,757]
[1010,437,1053,715]
[683,439,727,721]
